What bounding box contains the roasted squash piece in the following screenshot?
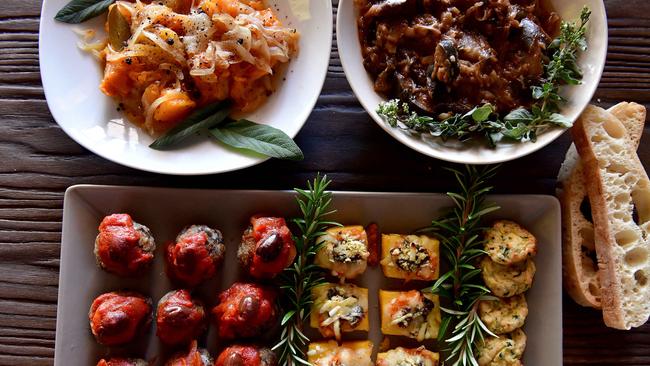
[307,340,373,366]
[310,283,369,340]
[377,346,440,366]
[315,226,369,279]
[380,234,439,281]
[379,290,441,341]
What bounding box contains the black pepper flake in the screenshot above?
[125,57,132,65]
[166,38,174,45]
[237,38,244,44]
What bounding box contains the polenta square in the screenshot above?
[310,283,369,340]
[380,234,439,281]
[307,340,373,366]
[379,290,441,341]
[377,346,440,366]
[315,226,369,279]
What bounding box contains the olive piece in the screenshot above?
[255,232,283,261]
[223,353,244,366]
[432,38,459,83]
[238,296,259,319]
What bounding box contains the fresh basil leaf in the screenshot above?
[547,113,573,128]
[470,104,494,122]
[55,0,115,23]
[504,108,533,124]
[209,119,303,161]
[149,101,231,150]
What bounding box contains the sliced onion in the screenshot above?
[143,30,186,65]
[159,63,184,80]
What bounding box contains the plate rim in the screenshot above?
[38,0,333,176]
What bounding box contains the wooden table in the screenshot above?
[1,0,649,364]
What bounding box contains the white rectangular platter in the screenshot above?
[56,185,562,365]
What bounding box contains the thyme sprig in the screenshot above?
[273,174,340,366]
[421,165,500,366]
[378,7,591,147]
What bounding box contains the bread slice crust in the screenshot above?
[572,104,650,329]
[558,102,646,309]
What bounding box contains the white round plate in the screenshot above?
[337,0,607,164]
[39,0,332,175]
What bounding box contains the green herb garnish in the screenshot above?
[209,119,304,161]
[55,0,115,23]
[377,7,591,147]
[421,165,500,366]
[149,100,231,150]
[273,174,340,365]
[150,101,303,160]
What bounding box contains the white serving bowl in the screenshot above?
[337,0,608,164]
[39,0,332,175]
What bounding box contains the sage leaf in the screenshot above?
[55,0,115,24]
[149,101,231,150]
[209,119,303,161]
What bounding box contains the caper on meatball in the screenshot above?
[94,213,156,276]
[156,289,206,345]
[165,340,212,366]
[211,282,279,339]
[89,291,152,346]
[215,345,277,366]
[96,358,148,366]
[238,216,297,279]
[166,225,225,287]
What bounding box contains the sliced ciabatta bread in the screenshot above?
[572,104,650,329]
[558,102,646,309]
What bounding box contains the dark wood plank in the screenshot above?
[0,0,648,365]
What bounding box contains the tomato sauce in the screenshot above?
[215,345,263,366]
[248,216,296,279]
[166,231,216,286]
[211,282,278,339]
[166,340,208,366]
[156,290,205,345]
[89,292,151,346]
[96,214,153,276]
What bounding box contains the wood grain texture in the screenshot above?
[0,0,648,364]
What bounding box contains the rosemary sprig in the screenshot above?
[421,165,500,366]
[273,174,340,366]
[377,7,591,146]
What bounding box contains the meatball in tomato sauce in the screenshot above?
[166,225,225,287]
[156,289,206,345]
[89,291,152,346]
[211,282,279,339]
[165,340,212,366]
[215,345,277,366]
[94,214,156,276]
[96,358,148,366]
[238,216,296,279]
